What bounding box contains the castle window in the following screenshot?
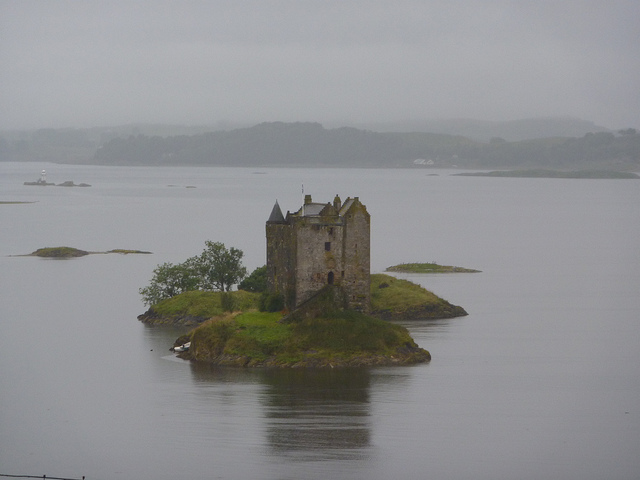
[325,242,331,251]
[329,227,334,236]
[328,271,334,285]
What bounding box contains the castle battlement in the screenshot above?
[266,194,370,312]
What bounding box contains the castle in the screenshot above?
[266,194,370,312]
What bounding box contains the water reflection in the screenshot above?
[188,363,374,461]
[261,368,372,460]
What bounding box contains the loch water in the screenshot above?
[1,162,639,480]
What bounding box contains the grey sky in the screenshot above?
[1,0,639,130]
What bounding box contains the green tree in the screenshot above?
[139,241,248,306]
[139,262,200,306]
[196,241,247,292]
[238,265,267,292]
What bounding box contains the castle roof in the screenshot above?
[267,200,286,223]
[271,195,368,223]
[339,198,356,215]
[299,203,329,216]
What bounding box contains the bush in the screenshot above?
[259,292,284,312]
[220,292,236,312]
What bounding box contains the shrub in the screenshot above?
[259,292,284,312]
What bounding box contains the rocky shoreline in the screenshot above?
[176,345,431,368]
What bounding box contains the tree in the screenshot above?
[238,265,267,293]
[195,241,247,292]
[139,241,248,306]
[139,262,200,306]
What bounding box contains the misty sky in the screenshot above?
[1,0,639,130]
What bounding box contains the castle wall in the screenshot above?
[266,222,297,307]
[294,218,344,306]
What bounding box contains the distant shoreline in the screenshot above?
[453,169,639,179]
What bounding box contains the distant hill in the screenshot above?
[2,119,638,171]
[90,122,639,170]
[351,117,612,142]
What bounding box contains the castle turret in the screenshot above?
[267,200,286,224]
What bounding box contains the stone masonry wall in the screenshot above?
[342,205,370,312]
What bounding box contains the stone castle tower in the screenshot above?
[266,194,370,312]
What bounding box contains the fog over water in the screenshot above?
[1,163,639,479]
[1,1,639,130]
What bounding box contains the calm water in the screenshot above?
[1,163,639,480]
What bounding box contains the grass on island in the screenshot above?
[145,273,467,327]
[144,274,473,366]
[386,262,480,273]
[371,273,446,312]
[181,308,423,366]
[370,273,468,320]
[152,289,260,319]
[30,246,90,257]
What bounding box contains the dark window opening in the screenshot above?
[328,271,334,285]
[329,227,334,235]
[325,242,331,251]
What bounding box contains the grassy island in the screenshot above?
[175,308,430,367]
[386,262,481,274]
[30,246,90,258]
[139,274,468,367]
[24,246,152,258]
[370,274,468,320]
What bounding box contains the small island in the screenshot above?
[138,273,467,367]
[138,195,469,368]
[20,246,152,258]
[453,169,639,179]
[386,262,481,274]
[167,284,432,368]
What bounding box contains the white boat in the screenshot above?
[171,342,191,353]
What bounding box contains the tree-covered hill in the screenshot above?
[92,122,640,170]
[2,120,638,171]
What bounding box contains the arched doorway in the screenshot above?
[327,271,334,285]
